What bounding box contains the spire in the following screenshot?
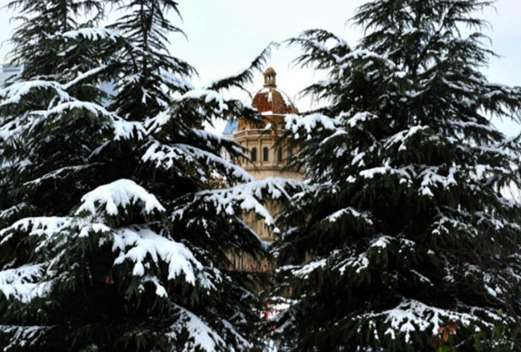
[264,67,277,88]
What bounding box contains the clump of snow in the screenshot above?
[325,207,374,226]
[167,304,253,352]
[112,227,214,290]
[0,264,52,303]
[419,165,457,198]
[0,80,71,107]
[359,165,411,184]
[292,259,327,278]
[384,125,429,151]
[112,119,146,140]
[77,179,165,218]
[285,113,338,136]
[0,217,74,245]
[346,112,378,128]
[168,305,228,352]
[142,141,253,183]
[359,299,486,343]
[0,264,44,286]
[369,235,392,249]
[175,178,297,230]
[337,252,370,275]
[58,27,119,42]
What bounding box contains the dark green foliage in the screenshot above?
[7,0,105,79]
[109,0,195,121]
[273,0,521,351]
[0,0,281,351]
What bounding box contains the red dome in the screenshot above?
[252,67,298,115]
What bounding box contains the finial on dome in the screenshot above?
[264,67,277,87]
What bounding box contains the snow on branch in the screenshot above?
[0,325,49,350]
[0,80,71,107]
[0,202,34,225]
[63,65,109,89]
[172,178,299,231]
[291,259,327,279]
[324,207,374,227]
[345,111,379,129]
[419,165,458,197]
[112,227,215,291]
[56,27,120,42]
[336,252,369,276]
[0,264,52,303]
[431,214,479,238]
[76,179,165,219]
[0,217,74,245]
[0,78,146,141]
[0,264,44,287]
[357,299,494,344]
[112,119,147,140]
[167,304,253,352]
[359,165,412,183]
[23,164,101,187]
[31,101,113,119]
[160,69,194,93]
[384,125,430,151]
[285,113,340,138]
[333,236,416,276]
[168,305,227,351]
[142,141,253,183]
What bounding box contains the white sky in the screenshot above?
[0,0,520,134]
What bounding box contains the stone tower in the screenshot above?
[224,67,303,244]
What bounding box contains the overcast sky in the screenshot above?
[0,0,520,134]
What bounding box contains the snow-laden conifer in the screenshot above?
[272,1,521,351]
[0,0,291,350]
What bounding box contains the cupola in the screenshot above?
[252,67,298,115]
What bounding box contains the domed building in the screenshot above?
[224,67,303,248]
[225,67,302,181]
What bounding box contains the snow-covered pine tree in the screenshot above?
[272,0,521,351]
[0,0,292,350]
[0,0,122,224]
[109,0,194,121]
[8,0,106,80]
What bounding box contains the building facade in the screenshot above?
[224,67,303,246]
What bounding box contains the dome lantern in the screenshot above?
[252,67,298,115]
[264,67,277,87]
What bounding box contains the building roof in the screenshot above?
[252,87,298,115]
[252,67,298,115]
[222,67,298,135]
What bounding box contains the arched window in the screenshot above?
[277,147,283,162]
[263,147,270,162]
[251,147,257,162]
